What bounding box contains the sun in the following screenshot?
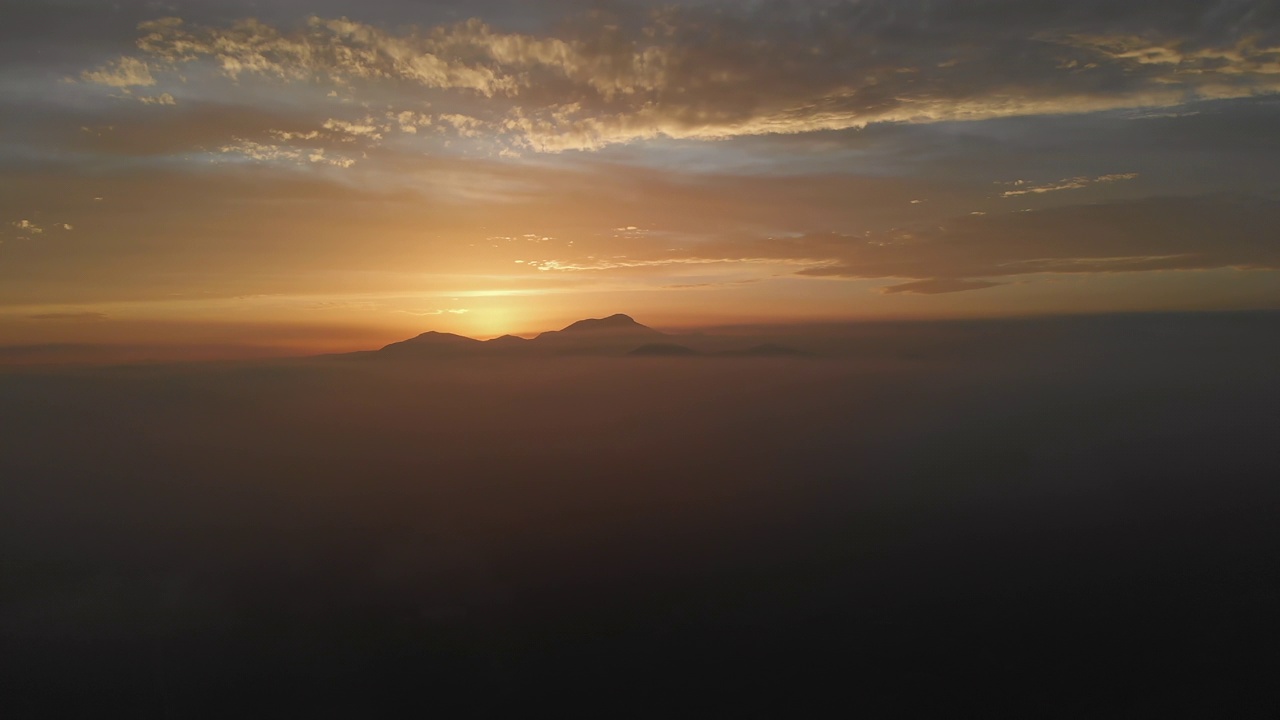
[464,307,523,339]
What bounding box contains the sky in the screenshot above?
[2,0,1279,353]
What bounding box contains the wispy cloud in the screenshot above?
[323,117,390,141]
[389,111,433,134]
[138,93,177,106]
[131,15,662,98]
[216,139,357,168]
[80,56,156,88]
[1000,173,1139,197]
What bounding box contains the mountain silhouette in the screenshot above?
[532,314,666,354]
[536,314,663,340]
[365,315,822,360]
[486,334,531,347]
[556,313,655,334]
[369,315,666,358]
[363,317,822,360]
[378,331,483,356]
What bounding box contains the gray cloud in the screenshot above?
[215,139,357,168]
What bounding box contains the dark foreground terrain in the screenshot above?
[3,312,1279,717]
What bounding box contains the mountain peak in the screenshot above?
[379,330,482,354]
[559,314,651,333]
[407,331,479,343]
[486,334,529,345]
[373,314,665,358]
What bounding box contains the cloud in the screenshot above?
[5,219,72,240]
[1062,33,1280,101]
[80,56,156,88]
[131,15,662,98]
[390,111,433,134]
[438,113,487,138]
[1000,173,1139,197]
[269,130,323,142]
[138,93,177,106]
[323,117,390,141]
[217,139,357,168]
[83,4,1278,152]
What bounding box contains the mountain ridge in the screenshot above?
[357,315,807,359]
[378,331,483,355]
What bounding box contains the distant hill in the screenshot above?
[371,314,665,358]
[536,313,663,340]
[485,334,530,346]
[378,331,484,356]
[363,316,812,360]
[531,314,667,355]
[554,314,659,335]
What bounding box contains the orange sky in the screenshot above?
[2,1,1279,358]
